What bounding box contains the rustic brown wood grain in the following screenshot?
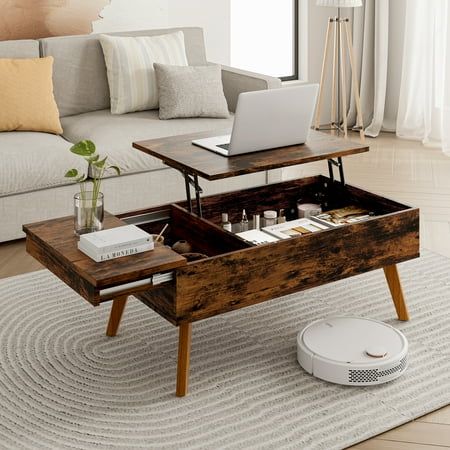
[23,212,187,304]
[173,208,419,324]
[136,285,177,325]
[133,130,369,181]
[171,205,250,255]
[26,236,96,302]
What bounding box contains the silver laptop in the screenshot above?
[192,84,319,157]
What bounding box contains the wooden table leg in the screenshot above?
[106,295,128,337]
[176,322,192,397]
[383,265,410,321]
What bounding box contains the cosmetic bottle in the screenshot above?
[240,209,249,231]
[221,213,232,232]
[252,214,260,230]
[277,209,286,224]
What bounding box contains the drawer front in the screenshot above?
[174,208,419,323]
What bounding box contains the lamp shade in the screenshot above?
[316,0,362,6]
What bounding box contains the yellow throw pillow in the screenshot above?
[0,56,62,134]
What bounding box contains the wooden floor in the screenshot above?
[0,132,449,449]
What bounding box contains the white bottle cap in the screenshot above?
[222,213,229,222]
[263,210,277,219]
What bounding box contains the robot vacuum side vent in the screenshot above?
[348,356,407,384]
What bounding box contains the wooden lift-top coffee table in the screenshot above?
[24,131,419,397]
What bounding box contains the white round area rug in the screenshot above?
[0,250,449,449]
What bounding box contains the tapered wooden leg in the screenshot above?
[383,265,410,321]
[314,18,333,130]
[106,295,128,337]
[176,322,192,397]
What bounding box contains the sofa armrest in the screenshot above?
[218,64,282,112]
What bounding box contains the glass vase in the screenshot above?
[74,191,104,235]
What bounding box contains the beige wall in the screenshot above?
[0,0,109,40]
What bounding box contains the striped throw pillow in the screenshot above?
[99,32,189,114]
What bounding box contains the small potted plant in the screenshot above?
[65,140,120,235]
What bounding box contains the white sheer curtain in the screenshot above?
[346,0,450,154]
[396,0,450,154]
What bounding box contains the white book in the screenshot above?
[236,229,280,245]
[262,218,330,240]
[153,272,174,285]
[78,241,154,263]
[79,225,152,254]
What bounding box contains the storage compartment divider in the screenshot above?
[121,176,419,326]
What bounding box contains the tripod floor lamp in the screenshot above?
[314,0,365,142]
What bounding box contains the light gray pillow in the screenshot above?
[154,63,230,120]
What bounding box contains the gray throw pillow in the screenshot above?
[154,63,230,120]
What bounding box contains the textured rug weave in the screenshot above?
[0,250,449,450]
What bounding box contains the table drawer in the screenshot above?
[129,176,419,325]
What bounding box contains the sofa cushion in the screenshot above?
[0,57,63,134]
[40,27,208,118]
[155,63,230,120]
[0,132,86,196]
[100,32,189,114]
[61,109,234,176]
[0,39,39,58]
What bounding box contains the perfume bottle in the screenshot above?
[221,213,232,232]
[240,209,249,231]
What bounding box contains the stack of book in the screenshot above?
[78,225,154,262]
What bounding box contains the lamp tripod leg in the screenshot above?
[344,20,365,143]
[338,20,348,138]
[331,18,339,133]
[314,19,333,131]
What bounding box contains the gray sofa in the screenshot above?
[0,27,281,242]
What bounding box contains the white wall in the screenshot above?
[167,0,231,64]
[92,0,169,33]
[304,0,337,123]
[92,0,231,64]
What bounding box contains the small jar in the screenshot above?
[263,210,277,227]
[297,203,322,218]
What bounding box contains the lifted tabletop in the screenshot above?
[133,129,369,181]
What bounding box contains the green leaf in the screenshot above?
[86,154,100,163]
[109,165,121,176]
[76,174,87,182]
[65,169,78,178]
[70,140,96,156]
[93,156,107,168]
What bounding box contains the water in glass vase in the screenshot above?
[74,191,104,235]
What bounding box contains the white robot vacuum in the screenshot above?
[297,317,408,386]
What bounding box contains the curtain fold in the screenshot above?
[344,0,449,154]
[347,0,389,137]
[391,0,449,152]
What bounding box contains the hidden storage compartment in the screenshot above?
[193,175,410,231]
[168,175,419,324]
[122,203,250,261]
[122,176,418,325]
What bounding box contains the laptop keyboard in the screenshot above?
[217,143,230,151]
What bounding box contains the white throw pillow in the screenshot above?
[99,32,189,114]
